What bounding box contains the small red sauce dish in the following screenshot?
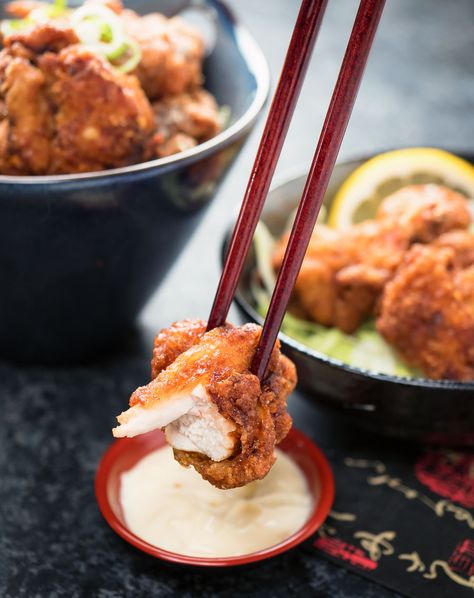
[95,427,335,567]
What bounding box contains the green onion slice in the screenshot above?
[72,5,126,57]
[71,4,140,71]
[113,38,141,72]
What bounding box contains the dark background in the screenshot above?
[2,1,474,596]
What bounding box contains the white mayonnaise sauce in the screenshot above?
[120,446,313,557]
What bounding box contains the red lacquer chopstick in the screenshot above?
[250,0,385,379]
[207,0,329,331]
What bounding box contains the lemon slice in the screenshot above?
[328,148,474,229]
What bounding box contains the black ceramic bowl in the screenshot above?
[0,0,269,364]
[229,156,474,445]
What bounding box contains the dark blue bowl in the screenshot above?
[0,0,269,364]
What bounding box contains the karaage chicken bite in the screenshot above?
[272,185,472,333]
[377,232,474,380]
[113,320,297,489]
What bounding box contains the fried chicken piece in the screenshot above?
[0,1,219,173]
[39,45,155,173]
[2,21,79,52]
[0,40,156,174]
[151,89,221,158]
[113,320,296,489]
[5,0,205,101]
[0,46,52,174]
[434,229,474,267]
[122,10,205,100]
[377,235,474,380]
[273,185,472,333]
[376,184,471,242]
[274,221,407,332]
[150,318,208,378]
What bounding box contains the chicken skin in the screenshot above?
[113,320,297,489]
[273,185,471,333]
[0,43,155,174]
[377,233,474,380]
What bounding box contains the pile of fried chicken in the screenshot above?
[113,320,297,489]
[0,0,221,174]
[273,184,474,381]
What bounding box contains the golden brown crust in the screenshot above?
[273,185,472,333]
[0,2,221,174]
[377,241,474,380]
[132,320,297,488]
[3,22,79,53]
[151,89,221,158]
[0,48,52,174]
[39,45,156,173]
[123,11,204,100]
[151,318,207,379]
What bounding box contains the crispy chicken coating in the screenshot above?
[273,185,471,333]
[122,10,205,100]
[151,89,221,158]
[0,0,221,174]
[150,318,208,378]
[377,233,474,380]
[114,320,296,489]
[0,46,51,174]
[0,43,155,174]
[40,45,155,173]
[376,184,471,243]
[2,21,79,52]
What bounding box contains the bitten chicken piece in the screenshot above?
[272,185,471,333]
[151,89,221,158]
[113,320,297,489]
[122,9,205,100]
[377,233,474,380]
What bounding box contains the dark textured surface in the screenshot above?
[2,0,474,596]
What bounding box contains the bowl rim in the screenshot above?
[232,151,474,392]
[0,0,270,185]
[95,426,335,567]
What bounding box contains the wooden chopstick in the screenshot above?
[250,0,385,379]
[207,0,329,331]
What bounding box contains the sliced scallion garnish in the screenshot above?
[0,0,141,74]
[71,4,140,71]
[113,38,141,73]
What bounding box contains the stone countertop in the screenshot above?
[2,0,474,596]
